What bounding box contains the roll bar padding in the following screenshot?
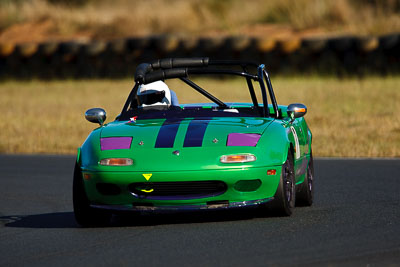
[142,68,188,84]
[134,63,152,84]
[134,58,209,84]
[151,58,209,69]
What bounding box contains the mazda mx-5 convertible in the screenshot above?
[73,58,314,226]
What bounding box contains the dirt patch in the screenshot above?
[0,0,398,44]
[0,19,91,44]
[0,20,337,45]
[239,24,332,39]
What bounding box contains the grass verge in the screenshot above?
[1,0,399,43]
[0,77,399,157]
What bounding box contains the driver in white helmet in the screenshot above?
[137,80,179,108]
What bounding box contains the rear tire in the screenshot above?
[263,151,296,216]
[73,162,111,227]
[296,152,314,206]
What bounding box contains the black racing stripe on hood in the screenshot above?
[155,118,184,148]
[183,118,211,147]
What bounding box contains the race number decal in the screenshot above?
[290,126,300,160]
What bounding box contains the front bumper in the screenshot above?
[82,165,282,208]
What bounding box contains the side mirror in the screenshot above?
[287,103,307,120]
[85,108,107,126]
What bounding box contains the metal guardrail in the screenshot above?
[0,33,399,78]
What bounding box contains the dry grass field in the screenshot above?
[1,0,399,44]
[0,76,399,157]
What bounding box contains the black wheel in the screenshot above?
[73,162,111,227]
[263,151,296,216]
[296,152,314,206]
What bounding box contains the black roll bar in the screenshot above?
[124,58,279,119]
[180,78,228,109]
[263,69,279,118]
[134,58,259,84]
[257,65,269,117]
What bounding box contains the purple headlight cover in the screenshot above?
[227,133,261,147]
[101,137,132,150]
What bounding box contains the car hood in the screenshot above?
[87,117,275,172]
[101,117,273,148]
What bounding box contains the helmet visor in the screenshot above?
[137,90,165,106]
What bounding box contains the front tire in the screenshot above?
[264,151,296,216]
[73,162,111,227]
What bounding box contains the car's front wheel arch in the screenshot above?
[73,161,111,227]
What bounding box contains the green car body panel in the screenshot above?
[77,104,312,209]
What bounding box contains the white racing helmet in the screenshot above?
[137,81,172,108]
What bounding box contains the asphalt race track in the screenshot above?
[0,155,399,266]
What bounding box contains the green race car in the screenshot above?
[73,58,314,226]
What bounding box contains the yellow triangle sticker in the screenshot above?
[142,173,152,181]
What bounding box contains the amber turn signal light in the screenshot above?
[99,158,133,166]
[220,154,256,163]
